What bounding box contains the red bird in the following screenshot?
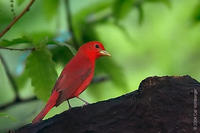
[32,41,111,124]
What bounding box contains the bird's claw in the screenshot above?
[81,102,89,108]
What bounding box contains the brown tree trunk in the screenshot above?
[14,76,200,133]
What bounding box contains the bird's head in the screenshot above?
[79,41,111,59]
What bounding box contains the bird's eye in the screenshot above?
[95,44,100,49]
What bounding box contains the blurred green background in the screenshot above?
[0,0,200,132]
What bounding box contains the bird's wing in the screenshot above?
[52,55,93,105]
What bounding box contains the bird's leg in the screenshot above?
[67,100,72,109]
[76,96,89,105]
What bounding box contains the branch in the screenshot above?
[15,76,200,133]
[0,53,20,101]
[0,96,37,110]
[65,0,79,50]
[0,0,36,38]
[0,46,35,51]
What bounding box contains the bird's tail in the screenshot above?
[32,91,59,124]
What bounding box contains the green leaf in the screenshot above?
[0,37,32,47]
[15,70,29,90]
[26,47,57,101]
[42,0,59,19]
[0,113,8,117]
[0,113,17,121]
[16,0,26,6]
[137,4,144,24]
[72,1,112,44]
[147,0,171,7]
[55,42,77,56]
[29,32,55,45]
[112,0,135,21]
[192,3,200,22]
[96,58,127,89]
[51,45,74,65]
[0,31,55,47]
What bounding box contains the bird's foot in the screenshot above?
[67,100,72,110]
[81,102,89,108]
[76,96,89,107]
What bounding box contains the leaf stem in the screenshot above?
[65,0,79,50]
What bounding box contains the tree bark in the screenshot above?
[14,76,200,133]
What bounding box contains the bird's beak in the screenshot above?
[99,50,111,56]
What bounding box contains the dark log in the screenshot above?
[14,76,200,133]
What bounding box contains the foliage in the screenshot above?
[42,0,59,19]
[16,0,26,6]
[113,0,135,21]
[0,113,16,121]
[0,37,32,46]
[25,47,57,101]
[0,0,200,131]
[192,2,200,22]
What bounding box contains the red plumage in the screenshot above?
[32,41,110,124]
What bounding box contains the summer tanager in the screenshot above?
[32,41,111,124]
